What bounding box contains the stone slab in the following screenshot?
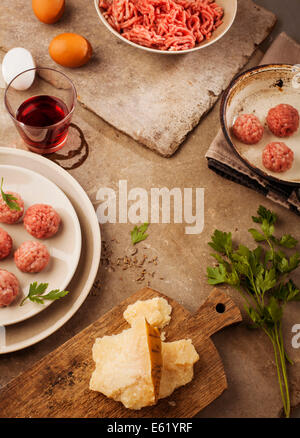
[0,0,275,156]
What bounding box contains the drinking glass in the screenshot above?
[4,67,77,154]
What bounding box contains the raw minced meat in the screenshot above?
[262,142,294,173]
[14,241,50,273]
[267,104,299,138]
[100,0,224,52]
[0,269,20,307]
[24,204,61,239]
[0,228,12,260]
[232,114,264,145]
[0,192,24,224]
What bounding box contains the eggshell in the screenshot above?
[2,48,36,91]
[32,0,65,24]
[49,33,93,68]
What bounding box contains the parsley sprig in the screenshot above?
[0,178,21,211]
[20,282,69,306]
[207,205,300,418]
[131,223,149,245]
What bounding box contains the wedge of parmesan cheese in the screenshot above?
[89,317,162,410]
[158,339,199,399]
[123,297,172,329]
[90,297,199,410]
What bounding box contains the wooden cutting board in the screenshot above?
[0,287,242,418]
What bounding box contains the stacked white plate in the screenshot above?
[0,147,101,353]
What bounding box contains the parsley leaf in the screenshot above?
[255,267,277,295]
[130,222,149,245]
[0,178,21,211]
[207,264,228,285]
[252,205,277,226]
[277,235,298,249]
[244,306,264,328]
[275,252,300,274]
[208,230,232,254]
[20,282,69,306]
[248,228,266,242]
[273,280,300,303]
[267,296,283,324]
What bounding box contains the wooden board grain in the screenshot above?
[0,288,242,418]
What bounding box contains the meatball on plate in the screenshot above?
[14,241,50,274]
[0,165,81,326]
[0,269,20,308]
[221,64,300,186]
[24,204,61,239]
[0,190,24,224]
[0,227,13,260]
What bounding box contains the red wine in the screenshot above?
[15,95,70,151]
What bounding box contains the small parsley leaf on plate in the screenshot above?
[0,177,21,211]
[20,282,69,306]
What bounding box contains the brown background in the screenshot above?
[0,0,299,418]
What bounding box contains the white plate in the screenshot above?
[0,148,101,353]
[0,165,82,326]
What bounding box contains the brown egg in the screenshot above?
[49,33,93,68]
[32,0,65,24]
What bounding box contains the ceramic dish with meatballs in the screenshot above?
[221,64,300,186]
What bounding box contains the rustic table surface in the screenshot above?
[0,0,299,418]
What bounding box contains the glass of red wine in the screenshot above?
[4,67,76,154]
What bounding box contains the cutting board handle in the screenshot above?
[192,288,242,338]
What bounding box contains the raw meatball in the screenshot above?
[262,142,294,173]
[232,114,264,145]
[24,204,61,239]
[0,191,24,224]
[14,241,50,273]
[267,104,299,137]
[0,228,12,260]
[0,269,19,307]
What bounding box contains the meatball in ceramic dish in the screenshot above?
[232,114,264,145]
[262,142,294,173]
[267,104,299,138]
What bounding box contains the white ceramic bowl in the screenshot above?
[94,0,237,55]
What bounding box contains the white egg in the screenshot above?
[2,48,36,91]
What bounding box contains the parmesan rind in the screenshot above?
[89,317,162,410]
[158,339,199,399]
[123,297,172,329]
[145,319,162,401]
